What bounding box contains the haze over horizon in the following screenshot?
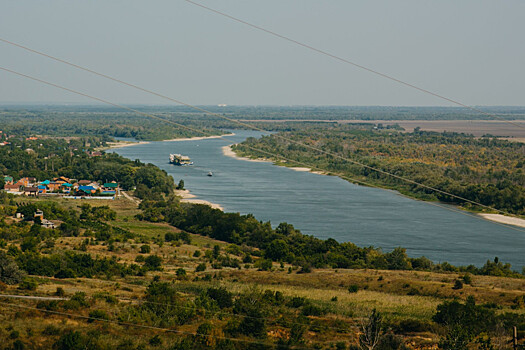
[1,0,524,107]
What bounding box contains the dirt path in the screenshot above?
[121,191,141,206]
[0,294,66,301]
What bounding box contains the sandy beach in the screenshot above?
[221,145,272,163]
[174,189,223,211]
[102,141,150,150]
[104,133,234,150]
[478,214,525,228]
[288,167,326,175]
[223,145,326,175]
[164,133,234,142]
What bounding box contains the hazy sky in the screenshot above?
[1,0,524,106]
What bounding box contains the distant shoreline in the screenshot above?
[224,145,525,229]
[102,141,150,150]
[104,133,235,150]
[222,145,327,175]
[164,133,234,142]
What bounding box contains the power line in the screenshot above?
[182,0,525,131]
[0,39,522,216]
[1,65,523,225]
[0,300,313,349]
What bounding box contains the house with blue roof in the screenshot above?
[78,185,96,195]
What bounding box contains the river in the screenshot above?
[112,130,525,269]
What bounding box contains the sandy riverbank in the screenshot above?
[102,141,150,150]
[174,189,223,211]
[478,214,525,228]
[223,145,326,175]
[221,145,272,163]
[105,133,235,150]
[164,133,234,142]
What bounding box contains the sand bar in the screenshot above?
[104,133,234,150]
[164,133,234,142]
[478,214,525,228]
[221,145,272,163]
[102,141,150,150]
[174,189,223,211]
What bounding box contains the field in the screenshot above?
[1,194,525,349]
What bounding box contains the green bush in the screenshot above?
[18,278,37,291]
[348,284,359,293]
[88,310,109,323]
[144,255,162,271]
[206,287,233,309]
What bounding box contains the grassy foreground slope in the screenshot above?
[1,195,524,349]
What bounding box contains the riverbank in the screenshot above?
[174,189,224,211]
[105,133,235,150]
[222,145,326,175]
[224,145,525,230]
[102,141,150,150]
[164,133,234,142]
[221,145,272,163]
[479,214,525,228]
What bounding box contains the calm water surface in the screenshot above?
[112,130,525,269]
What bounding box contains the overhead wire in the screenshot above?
[0,38,523,216]
[0,292,358,334]
[182,0,525,131]
[0,300,314,349]
[1,64,524,229]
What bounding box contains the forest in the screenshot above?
[1,107,525,348]
[232,123,525,215]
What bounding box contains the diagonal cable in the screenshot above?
[182,0,525,130]
[1,65,522,221]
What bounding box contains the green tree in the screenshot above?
[0,251,24,284]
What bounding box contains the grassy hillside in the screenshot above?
[1,195,524,349]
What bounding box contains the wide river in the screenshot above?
[112,130,525,269]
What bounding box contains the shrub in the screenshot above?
[135,255,145,263]
[63,292,89,310]
[288,296,306,308]
[348,284,359,293]
[140,245,151,254]
[207,287,233,309]
[453,279,463,290]
[144,255,162,271]
[0,251,24,284]
[254,259,272,271]
[193,250,202,257]
[165,232,177,242]
[42,325,61,336]
[18,278,37,291]
[88,310,109,323]
[302,303,325,316]
[54,331,90,350]
[462,273,473,285]
[195,263,206,272]
[393,319,434,334]
[149,335,162,346]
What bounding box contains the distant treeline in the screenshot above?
[1,105,524,142]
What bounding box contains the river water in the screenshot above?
[112,130,525,269]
